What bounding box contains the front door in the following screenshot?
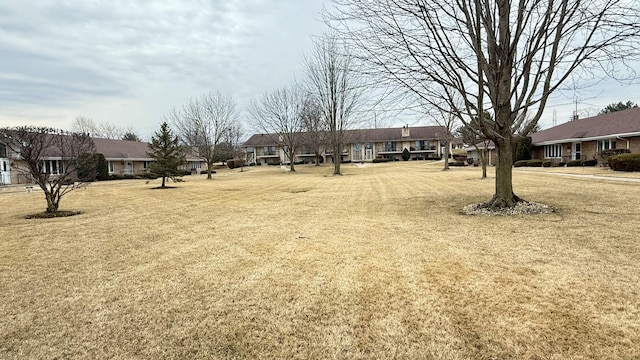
[125,162,133,175]
[365,149,373,161]
[0,159,10,184]
[572,142,581,160]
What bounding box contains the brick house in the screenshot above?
[531,108,640,164]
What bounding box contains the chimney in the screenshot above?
[402,125,410,138]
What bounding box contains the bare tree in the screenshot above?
[457,113,492,179]
[170,91,239,179]
[248,86,305,172]
[227,123,246,171]
[329,0,640,207]
[1,127,96,213]
[301,96,327,166]
[71,116,140,140]
[304,33,364,175]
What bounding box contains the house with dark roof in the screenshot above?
[1,137,205,185]
[531,107,640,163]
[243,125,449,165]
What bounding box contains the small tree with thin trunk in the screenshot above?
[248,86,305,172]
[170,91,239,180]
[1,126,96,214]
[147,122,186,188]
[305,33,364,175]
[301,96,328,166]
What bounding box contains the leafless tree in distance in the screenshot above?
[328,0,640,208]
[248,86,306,172]
[170,91,239,179]
[301,96,327,166]
[304,33,364,175]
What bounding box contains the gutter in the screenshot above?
[533,131,640,146]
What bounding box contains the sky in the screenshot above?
[1,1,639,140]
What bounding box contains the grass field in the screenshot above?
[1,162,639,359]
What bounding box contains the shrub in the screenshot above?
[513,160,528,167]
[598,148,630,166]
[566,160,581,167]
[558,162,566,167]
[402,148,410,161]
[372,157,391,163]
[95,154,109,180]
[581,159,597,166]
[526,159,543,167]
[228,159,246,169]
[449,160,466,166]
[608,153,640,171]
[542,160,552,167]
[200,169,217,175]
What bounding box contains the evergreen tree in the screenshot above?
[146,122,186,188]
[599,101,638,115]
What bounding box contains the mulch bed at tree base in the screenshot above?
[25,211,83,219]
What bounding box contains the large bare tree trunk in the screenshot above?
[488,138,519,208]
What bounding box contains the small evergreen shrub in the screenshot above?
[513,160,528,167]
[558,162,566,167]
[581,159,597,166]
[372,157,392,163]
[542,160,552,167]
[608,153,640,171]
[526,159,543,167]
[566,160,582,167]
[402,148,410,161]
[449,160,466,166]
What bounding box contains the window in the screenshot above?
[191,161,201,169]
[264,146,276,156]
[544,144,562,158]
[383,141,396,152]
[353,143,362,151]
[108,161,114,174]
[365,142,373,149]
[142,161,150,170]
[597,139,616,152]
[43,160,62,175]
[415,140,429,151]
[0,143,6,158]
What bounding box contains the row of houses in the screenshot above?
[2,107,639,184]
[467,107,640,165]
[243,125,465,165]
[0,137,206,185]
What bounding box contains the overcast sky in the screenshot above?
[1,1,638,140]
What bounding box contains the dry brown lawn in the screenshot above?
[1,162,639,359]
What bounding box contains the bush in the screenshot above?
[598,148,630,166]
[542,160,552,167]
[200,169,217,175]
[581,159,597,166]
[95,154,109,180]
[526,159,543,167]
[513,160,528,167]
[372,157,392,163]
[228,159,246,169]
[566,160,582,167]
[402,148,410,161]
[558,162,566,167]
[608,153,640,171]
[449,160,466,166]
